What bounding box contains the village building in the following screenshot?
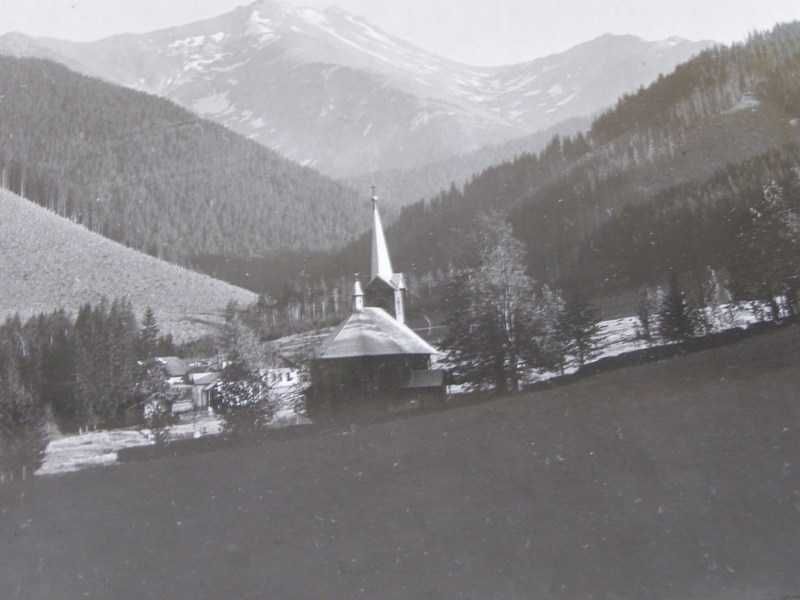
[150,357,220,415]
[261,353,302,389]
[186,372,221,411]
[154,356,189,386]
[307,194,446,417]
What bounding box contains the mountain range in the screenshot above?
[4,1,787,321]
[0,0,713,178]
[269,22,800,312]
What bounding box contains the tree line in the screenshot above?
[440,207,798,394]
[0,301,176,480]
[291,21,800,306]
[583,150,800,306]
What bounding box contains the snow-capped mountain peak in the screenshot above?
[0,3,714,177]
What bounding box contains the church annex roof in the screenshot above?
[315,307,438,360]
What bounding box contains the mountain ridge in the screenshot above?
[0,2,714,177]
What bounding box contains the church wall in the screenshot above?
[308,354,431,416]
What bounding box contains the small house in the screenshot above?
[188,372,221,410]
[154,356,189,386]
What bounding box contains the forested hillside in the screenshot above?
[5,23,800,324]
[313,23,800,304]
[0,56,364,261]
[208,22,800,332]
[347,117,591,215]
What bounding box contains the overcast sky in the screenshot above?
[1,0,799,65]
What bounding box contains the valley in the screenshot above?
[0,5,798,599]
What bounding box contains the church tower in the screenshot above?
[364,190,406,324]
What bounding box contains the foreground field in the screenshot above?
[2,325,799,600]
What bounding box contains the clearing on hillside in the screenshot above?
[0,190,256,340]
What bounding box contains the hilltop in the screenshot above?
[0,190,255,341]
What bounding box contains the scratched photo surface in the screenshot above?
[1,1,799,598]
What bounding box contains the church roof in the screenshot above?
[315,307,438,360]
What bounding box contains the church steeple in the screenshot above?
[365,188,406,324]
[370,189,393,284]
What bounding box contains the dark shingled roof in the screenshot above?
[316,308,439,360]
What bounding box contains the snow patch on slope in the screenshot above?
[299,8,328,27]
[724,93,761,114]
[170,35,207,49]
[193,91,233,115]
[248,10,280,45]
[556,92,577,107]
[184,52,227,72]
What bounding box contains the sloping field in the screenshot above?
[1,325,799,599]
[0,190,256,340]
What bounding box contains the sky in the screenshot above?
[1,0,799,65]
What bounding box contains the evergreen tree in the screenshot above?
[40,310,78,431]
[73,299,140,429]
[0,354,47,481]
[104,299,139,425]
[555,285,601,368]
[701,266,733,332]
[635,287,656,344]
[155,334,177,357]
[658,272,698,343]
[138,307,160,360]
[729,181,799,320]
[74,303,101,429]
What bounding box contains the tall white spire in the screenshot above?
[370,190,393,283]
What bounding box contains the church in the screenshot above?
[306,193,445,417]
